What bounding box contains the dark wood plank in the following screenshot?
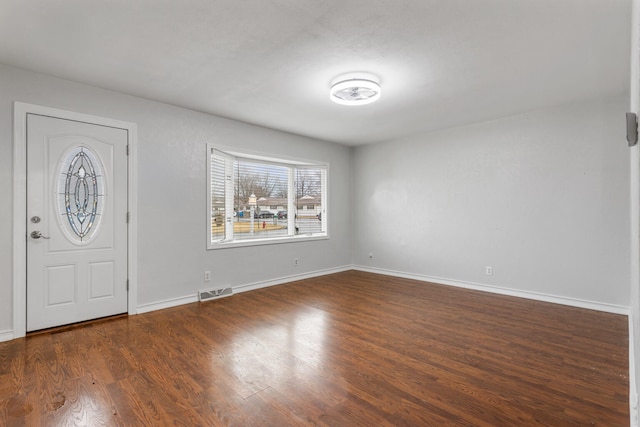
[0,270,629,425]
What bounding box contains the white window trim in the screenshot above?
[207,144,329,250]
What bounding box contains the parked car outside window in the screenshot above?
[255,211,275,219]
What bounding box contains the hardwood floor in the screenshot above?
[0,271,629,426]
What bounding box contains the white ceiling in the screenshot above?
[0,0,632,146]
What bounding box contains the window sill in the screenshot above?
[207,233,329,250]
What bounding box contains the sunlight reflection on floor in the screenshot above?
[228,308,327,394]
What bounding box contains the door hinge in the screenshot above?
[126,279,129,291]
[126,145,130,155]
[126,212,130,223]
[627,112,638,147]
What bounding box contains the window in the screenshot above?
[208,146,327,248]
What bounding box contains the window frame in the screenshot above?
[207,144,328,249]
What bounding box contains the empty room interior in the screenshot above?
[2,0,640,425]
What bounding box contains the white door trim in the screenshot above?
[13,102,138,338]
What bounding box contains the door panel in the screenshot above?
[45,264,76,306]
[27,114,128,331]
[88,261,115,300]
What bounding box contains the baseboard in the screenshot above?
[353,265,630,315]
[136,294,199,314]
[233,265,353,294]
[135,265,352,314]
[138,265,629,316]
[0,330,14,343]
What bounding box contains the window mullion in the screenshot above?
[287,167,295,235]
[320,168,327,233]
[224,158,235,241]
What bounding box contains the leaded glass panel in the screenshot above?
[56,146,105,243]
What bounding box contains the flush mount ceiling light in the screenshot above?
[330,73,381,106]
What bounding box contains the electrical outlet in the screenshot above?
[204,271,211,282]
[294,258,299,266]
[485,266,493,276]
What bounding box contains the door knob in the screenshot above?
[30,231,50,239]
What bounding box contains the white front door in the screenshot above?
[26,114,129,331]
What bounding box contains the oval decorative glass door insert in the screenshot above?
[57,146,105,243]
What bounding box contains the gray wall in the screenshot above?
[0,64,353,334]
[353,95,630,308]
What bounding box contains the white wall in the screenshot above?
[353,95,630,309]
[0,64,353,334]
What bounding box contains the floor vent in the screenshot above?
[198,287,233,302]
[198,288,233,301]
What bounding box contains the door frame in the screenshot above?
[12,102,138,338]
